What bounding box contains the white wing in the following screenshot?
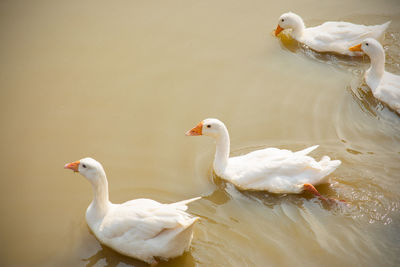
[99,198,198,241]
[374,71,400,113]
[223,146,340,193]
[302,21,390,55]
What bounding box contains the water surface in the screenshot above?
[0,0,400,266]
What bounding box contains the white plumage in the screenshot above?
[275,12,390,56]
[350,38,400,114]
[64,158,200,265]
[186,119,341,195]
[224,146,339,193]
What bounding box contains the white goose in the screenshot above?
[64,157,200,266]
[350,38,400,114]
[186,119,341,201]
[274,12,390,56]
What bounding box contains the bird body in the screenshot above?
[275,12,390,56]
[64,158,200,265]
[350,38,400,114]
[222,146,339,193]
[186,119,341,195]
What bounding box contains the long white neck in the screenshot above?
[213,127,230,176]
[290,15,305,40]
[366,48,385,83]
[87,170,110,220]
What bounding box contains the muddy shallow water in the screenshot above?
[0,0,399,266]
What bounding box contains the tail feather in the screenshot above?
[374,21,391,41]
[171,197,201,211]
[380,21,391,31]
[319,156,341,177]
[295,145,319,156]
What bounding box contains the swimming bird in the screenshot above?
[186,119,341,201]
[274,12,390,56]
[350,38,400,114]
[64,157,200,266]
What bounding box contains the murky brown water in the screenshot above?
[1,0,400,266]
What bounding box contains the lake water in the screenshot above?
[0,0,399,266]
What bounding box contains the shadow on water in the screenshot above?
[349,82,380,117]
[83,243,147,267]
[348,76,400,132]
[83,232,196,267]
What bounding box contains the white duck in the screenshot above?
[350,38,400,114]
[186,119,341,201]
[274,12,390,56]
[64,157,200,266]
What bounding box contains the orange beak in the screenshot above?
[274,25,284,36]
[64,160,80,172]
[185,121,203,136]
[349,43,362,52]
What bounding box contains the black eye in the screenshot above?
[281,19,284,22]
[207,125,211,128]
[82,164,87,168]
[366,43,369,46]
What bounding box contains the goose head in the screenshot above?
[64,157,105,182]
[349,38,384,58]
[185,118,226,138]
[275,12,305,37]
